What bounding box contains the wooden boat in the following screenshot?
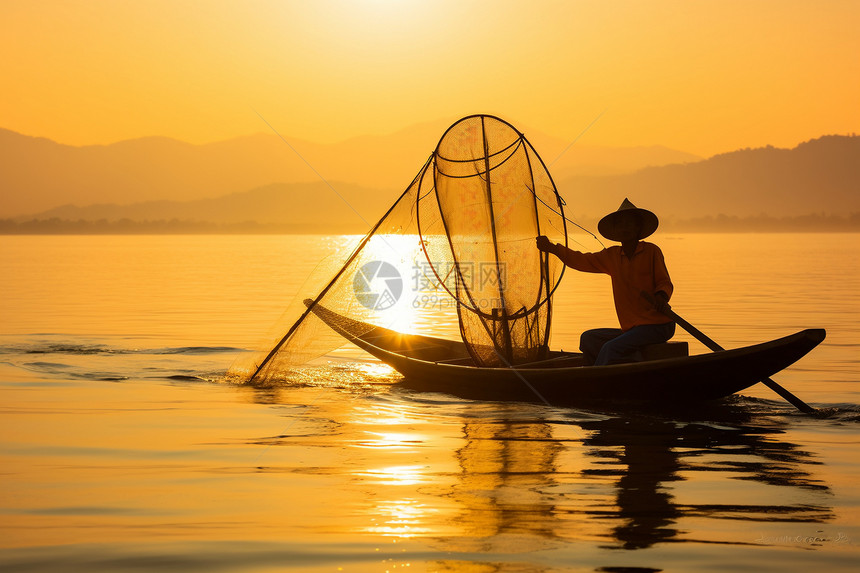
[309,302,826,404]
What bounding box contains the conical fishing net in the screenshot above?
[230,115,601,384]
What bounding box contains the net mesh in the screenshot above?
[229,115,600,384]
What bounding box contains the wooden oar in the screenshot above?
[642,293,817,414]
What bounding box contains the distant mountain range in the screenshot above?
[1,126,857,233]
[0,123,698,218]
[26,181,391,233]
[556,135,860,220]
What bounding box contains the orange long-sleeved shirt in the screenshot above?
[556,241,674,331]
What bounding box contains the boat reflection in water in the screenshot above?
[579,413,830,550]
[420,403,832,553]
[443,405,568,553]
[243,377,833,560]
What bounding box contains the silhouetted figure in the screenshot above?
[581,417,682,549]
[537,198,674,365]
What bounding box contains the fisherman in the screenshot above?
[536,198,675,366]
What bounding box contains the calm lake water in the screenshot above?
[1,233,859,572]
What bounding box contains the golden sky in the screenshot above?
[2,0,858,156]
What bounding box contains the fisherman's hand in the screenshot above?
[536,235,555,254]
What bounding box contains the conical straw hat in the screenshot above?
[597,198,659,241]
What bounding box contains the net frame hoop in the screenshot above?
[434,137,524,179]
[434,129,522,163]
[415,114,570,320]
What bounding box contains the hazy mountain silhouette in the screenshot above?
[4,126,857,231]
[29,181,391,233]
[0,123,698,218]
[557,135,860,219]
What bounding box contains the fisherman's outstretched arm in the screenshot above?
[535,235,609,274]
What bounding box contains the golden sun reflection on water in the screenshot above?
[354,361,399,379]
[354,431,426,450]
[355,465,430,487]
[363,499,441,538]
